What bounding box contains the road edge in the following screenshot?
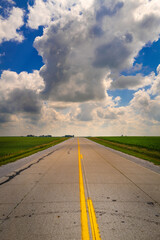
[86,138,160,174]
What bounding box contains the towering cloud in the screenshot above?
[31,0,160,104]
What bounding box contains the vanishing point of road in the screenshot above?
[0,138,160,239]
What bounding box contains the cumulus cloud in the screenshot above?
[76,103,96,121]
[97,106,125,120]
[110,72,153,90]
[0,7,24,44]
[27,0,93,29]
[34,17,107,102]
[29,0,160,104]
[96,1,124,21]
[0,71,44,124]
[27,0,54,29]
[0,113,10,124]
[0,70,44,95]
[130,89,160,122]
[93,37,131,69]
[4,89,41,114]
[0,88,42,123]
[149,65,160,96]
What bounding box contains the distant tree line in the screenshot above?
[27,134,74,137]
[27,135,52,137]
[65,135,74,137]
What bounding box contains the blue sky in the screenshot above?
[135,38,160,75]
[0,0,160,136]
[0,27,43,73]
[0,0,43,74]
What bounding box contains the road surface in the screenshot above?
[0,137,160,240]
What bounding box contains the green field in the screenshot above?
[0,137,68,166]
[88,136,160,165]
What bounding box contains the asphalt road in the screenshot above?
[0,137,160,240]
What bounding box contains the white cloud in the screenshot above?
[130,89,160,122]
[76,102,98,122]
[0,7,24,44]
[0,70,45,124]
[34,15,108,102]
[97,106,125,120]
[27,0,93,29]
[149,65,160,96]
[29,0,160,104]
[110,72,154,90]
[121,63,142,74]
[0,70,44,96]
[27,0,54,29]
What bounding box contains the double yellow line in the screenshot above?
[78,139,101,240]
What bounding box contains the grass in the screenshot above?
[0,137,68,166]
[87,136,160,165]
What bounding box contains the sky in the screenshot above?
[0,0,160,136]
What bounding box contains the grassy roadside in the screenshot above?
[0,137,68,166]
[87,137,160,165]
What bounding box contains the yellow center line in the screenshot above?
[78,138,90,240]
[78,138,102,240]
[87,198,101,240]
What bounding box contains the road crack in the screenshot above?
[0,149,59,186]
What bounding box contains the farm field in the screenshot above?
[88,136,160,165]
[0,137,68,166]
